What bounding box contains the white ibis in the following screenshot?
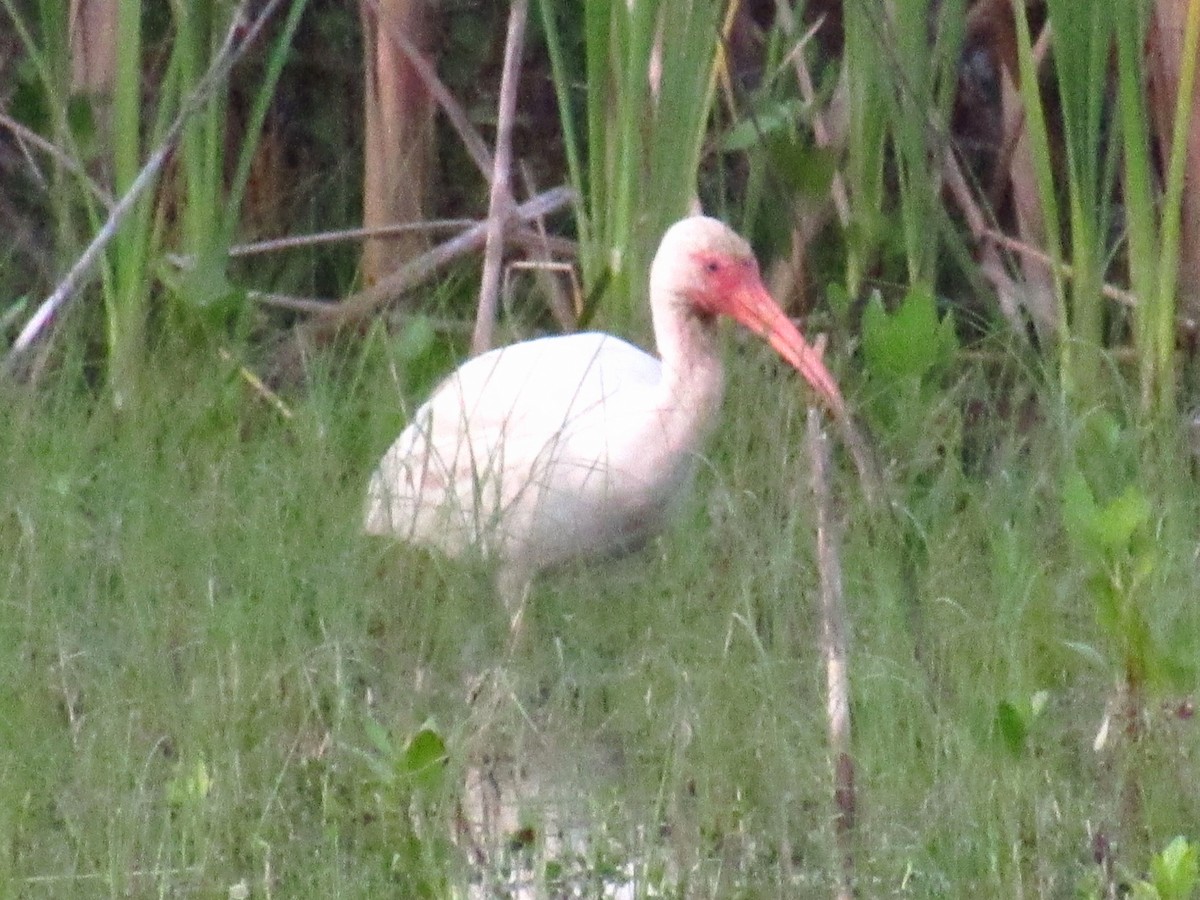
[364,216,848,601]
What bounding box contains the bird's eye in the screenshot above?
[704,260,720,274]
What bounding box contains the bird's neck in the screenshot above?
[652,299,726,441]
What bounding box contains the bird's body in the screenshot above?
[365,216,846,596]
[365,330,716,583]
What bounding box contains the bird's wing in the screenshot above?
[364,332,663,553]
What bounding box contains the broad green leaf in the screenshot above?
[719,99,809,152]
[1147,836,1198,900]
[176,245,243,329]
[1062,469,1099,551]
[862,286,956,382]
[402,725,448,793]
[1095,486,1152,550]
[1062,469,1150,555]
[763,135,837,200]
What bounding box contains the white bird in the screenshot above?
[365,216,847,603]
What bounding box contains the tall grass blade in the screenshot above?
[842,0,888,296]
[1115,2,1161,418]
[1043,0,1114,404]
[886,0,965,287]
[1152,0,1200,421]
[540,0,725,335]
[106,0,152,408]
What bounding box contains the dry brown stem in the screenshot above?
[806,408,857,900]
[471,0,529,355]
[1149,0,1200,320]
[256,186,576,388]
[368,0,493,178]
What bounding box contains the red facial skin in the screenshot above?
[688,250,847,419]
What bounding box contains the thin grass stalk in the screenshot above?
[604,0,654,324]
[582,0,614,289]
[806,408,857,900]
[731,20,785,238]
[1152,0,1200,421]
[582,0,608,279]
[615,2,653,278]
[4,0,109,277]
[8,1,69,132]
[536,0,587,249]
[24,0,81,263]
[225,0,310,237]
[643,0,724,269]
[543,0,724,335]
[890,0,936,286]
[303,186,575,329]
[5,0,284,376]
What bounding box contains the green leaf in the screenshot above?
[1096,486,1152,550]
[173,243,247,335]
[67,94,98,158]
[1088,571,1122,641]
[166,757,212,809]
[825,283,851,319]
[1062,469,1150,556]
[719,98,809,152]
[178,247,234,309]
[1062,467,1100,550]
[995,700,1029,756]
[861,286,956,382]
[396,315,437,363]
[10,66,49,134]
[1146,835,1198,900]
[401,725,447,793]
[763,134,837,199]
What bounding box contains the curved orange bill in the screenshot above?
[727,280,847,420]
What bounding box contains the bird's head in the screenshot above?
[650,216,846,418]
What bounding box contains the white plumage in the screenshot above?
[365,216,845,598]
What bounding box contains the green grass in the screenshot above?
[2,340,1198,897]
